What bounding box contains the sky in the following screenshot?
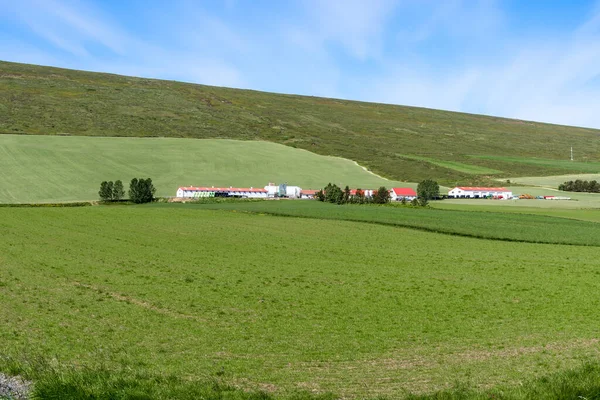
[2,0,600,128]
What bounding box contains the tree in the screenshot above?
[129,178,156,204]
[324,183,344,204]
[343,185,351,203]
[373,186,390,204]
[315,190,325,202]
[98,181,113,201]
[113,180,125,200]
[417,180,440,202]
[354,188,365,204]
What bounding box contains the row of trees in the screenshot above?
[315,180,440,206]
[99,178,156,203]
[558,180,600,193]
[98,180,125,201]
[315,184,392,205]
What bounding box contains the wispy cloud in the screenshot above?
[297,0,399,60]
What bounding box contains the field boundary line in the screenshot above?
[73,282,207,322]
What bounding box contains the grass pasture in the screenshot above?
[472,155,600,174]
[399,155,502,175]
[506,173,600,188]
[0,134,410,204]
[2,204,600,398]
[431,202,600,222]
[175,200,600,246]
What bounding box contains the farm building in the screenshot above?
[390,188,417,201]
[350,189,373,197]
[264,183,303,198]
[448,187,513,199]
[300,190,319,199]
[176,186,268,199]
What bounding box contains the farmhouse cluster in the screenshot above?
[176,183,418,201]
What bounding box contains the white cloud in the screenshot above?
[298,0,399,60]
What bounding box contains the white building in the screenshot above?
[263,183,302,198]
[176,186,268,199]
[448,187,513,199]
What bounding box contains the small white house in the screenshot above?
[448,187,513,199]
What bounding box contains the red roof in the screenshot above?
[456,187,508,191]
[392,188,417,196]
[301,190,320,195]
[350,189,371,195]
[178,187,267,193]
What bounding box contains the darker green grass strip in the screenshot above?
[160,201,600,247]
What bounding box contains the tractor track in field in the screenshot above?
[73,281,207,322]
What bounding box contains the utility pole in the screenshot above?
[571,146,573,161]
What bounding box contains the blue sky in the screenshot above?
[2,0,600,128]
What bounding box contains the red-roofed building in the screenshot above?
[448,187,513,199]
[300,189,320,199]
[390,187,417,201]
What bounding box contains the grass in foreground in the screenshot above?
[3,60,600,184]
[0,134,410,203]
[5,357,600,400]
[2,206,600,398]
[165,200,600,246]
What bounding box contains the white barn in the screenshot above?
[448,187,513,199]
[176,186,268,199]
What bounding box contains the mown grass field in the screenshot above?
[0,134,411,203]
[506,173,600,188]
[2,204,600,399]
[399,155,502,175]
[3,60,600,184]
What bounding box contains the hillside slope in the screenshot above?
[0,135,410,203]
[2,61,600,184]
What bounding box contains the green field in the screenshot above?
[472,155,600,174]
[3,60,600,184]
[506,173,600,188]
[0,134,412,204]
[176,200,600,246]
[2,204,600,399]
[399,155,502,175]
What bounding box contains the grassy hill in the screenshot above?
[2,60,600,185]
[0,134,413,203]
